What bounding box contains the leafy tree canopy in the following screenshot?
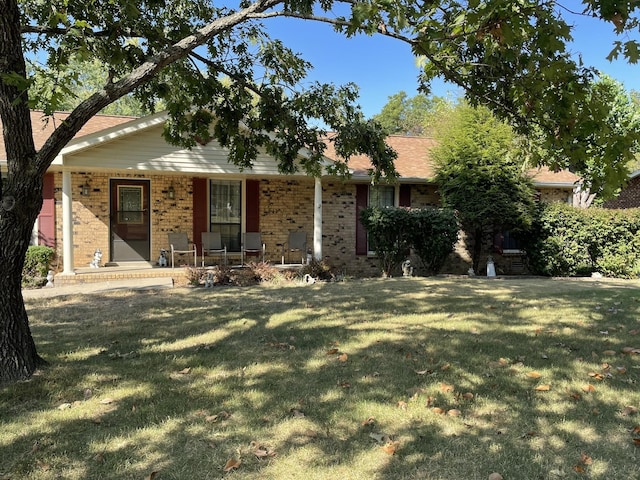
[433,102,536,272]
[372,91,453,136]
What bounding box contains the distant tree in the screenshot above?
[523,75,640,204]
[373,91,452,136]
[28,56,154,116]
[433,103,536,273]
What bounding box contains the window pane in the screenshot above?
[210,180,242,251]
[369,186,395,208]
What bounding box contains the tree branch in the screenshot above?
[34,0,284,174]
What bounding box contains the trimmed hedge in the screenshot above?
[22,245,55,287]
[360,206,459,277]
[525,203,640,278]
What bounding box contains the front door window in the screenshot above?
[210,180,242,251]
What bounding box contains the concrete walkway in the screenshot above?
[22,277,175,299]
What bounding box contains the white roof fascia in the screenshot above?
[54,111,169,163]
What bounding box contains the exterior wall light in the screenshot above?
[81,183,90,196]
[167,184,175,200]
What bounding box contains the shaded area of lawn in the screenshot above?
[2,277,640,479]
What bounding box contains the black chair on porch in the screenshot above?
[242,232,265,265]
[282,231,307,265]
[201,231,227,266]
[168,232,197,268]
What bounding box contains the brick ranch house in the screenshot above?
[603,170,640,209]
[1,110,579,277]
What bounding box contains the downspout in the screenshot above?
[313,176,322,260]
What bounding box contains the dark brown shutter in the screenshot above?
[399,184,411,207]
[38,173,55,247]
[355,184,368,255]
[246,179,260,232]
[192,177,208,253]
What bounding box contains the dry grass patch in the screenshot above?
[2,277,640,479]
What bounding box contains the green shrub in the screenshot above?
[408,208,459,275]
[525,203,640,278]
[361,206,459,277]
[360,206,413,277]
[22,246,55,287]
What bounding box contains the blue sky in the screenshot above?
[262,8,639,119]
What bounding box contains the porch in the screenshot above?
[51,261,307,288]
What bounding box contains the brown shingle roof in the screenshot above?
[322,134,579,186]
[0,110,137,160]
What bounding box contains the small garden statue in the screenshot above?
[89,249,102,268]
[402,259,413,277]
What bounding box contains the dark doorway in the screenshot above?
[110,179,151,262]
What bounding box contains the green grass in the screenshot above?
[3,277,640,479]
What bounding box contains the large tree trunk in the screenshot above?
[0,0,47,383]
[0,239,46,383]
[0,173,47,382]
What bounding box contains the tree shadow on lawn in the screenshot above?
[2,278,640,479]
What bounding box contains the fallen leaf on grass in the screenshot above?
[447,409,462,417]
[602,350,617,356]
[326,348,339,355]
[99,398,115,405]
[432,407,446,415]
[582,384,596,393]
[440,383,454,393]
[588,372,604,380]
[622,347,640,354]
[630,425,640,434]
[535,384,551,391]
[146,472,159,480]
[369,432,391,443]
[415,369,433,375]
[622,406,638,416]
[580,453,593,465]
[488,473,504,480]
[526,371,542,379]
[337,353,348,362]
[397,401,408,410]
[178,367,191,375]
[223,458,241,472]
[362,416,376,426]
[291,409,305,417]
[381,441,400,455]
[250,441,277,458]
[573,465,585,473]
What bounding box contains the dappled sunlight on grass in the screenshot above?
[3,277,640,479]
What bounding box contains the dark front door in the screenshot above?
[110,179,150,262]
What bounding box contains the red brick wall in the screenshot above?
[603,176,640,209]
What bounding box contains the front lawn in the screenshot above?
[2,277,640,479]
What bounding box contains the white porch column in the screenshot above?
[313,176,322,260]
[62,170,75,275]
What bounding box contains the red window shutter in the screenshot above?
[38,173,56,247]
[192,177,208,253]
[355,184,368,255]
[246,179,260,232]
[399,184,411,207]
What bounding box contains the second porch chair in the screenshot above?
[282,231,307,265]
[168,232,197,268]
[201,231,227,266]
[242,232,265,265]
